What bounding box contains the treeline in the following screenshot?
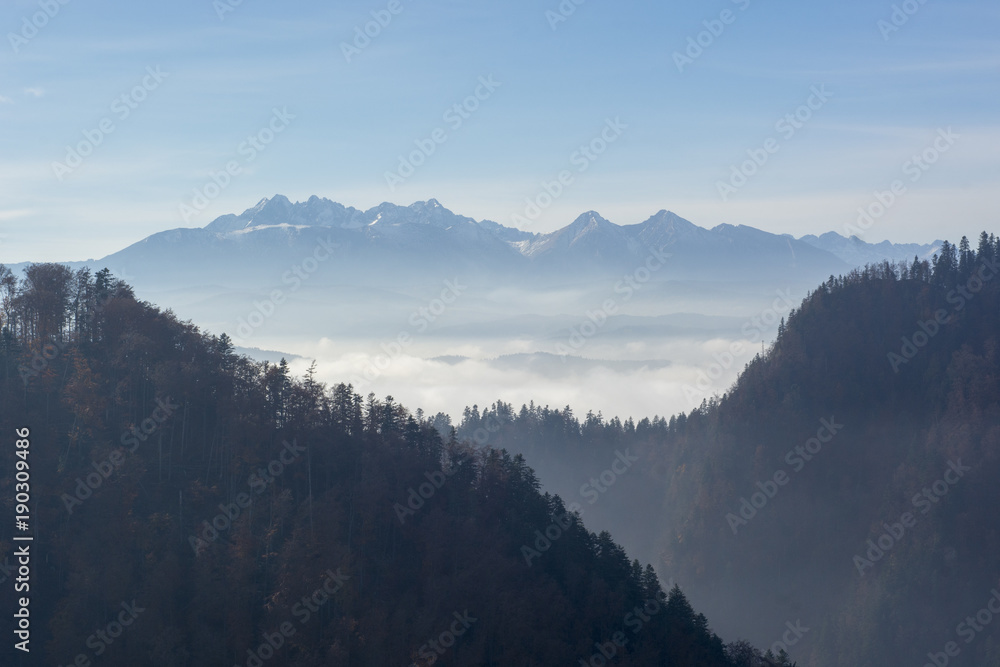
[449,232,1000,666]
[0,263,759,665]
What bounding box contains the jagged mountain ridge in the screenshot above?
[8,195,942,295]
[193,195,938,267]
[797,230,942,266]
[87,196,854,290]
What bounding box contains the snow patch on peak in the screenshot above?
[229,223,310,236]
[569,211,609,228]
[237,197,269,220]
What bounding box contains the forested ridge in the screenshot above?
[4,231,996,666]
[452,233,1000,666]
[0,264,769,666]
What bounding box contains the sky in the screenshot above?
[1,0,997,262]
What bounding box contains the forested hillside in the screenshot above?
[454,233,1000,666]
[0,264,765,666]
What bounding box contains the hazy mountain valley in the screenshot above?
[1,198,993,665]
[3,0,996,663]
[7,196,940,424]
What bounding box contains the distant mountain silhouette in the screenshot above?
[53,195,931,293]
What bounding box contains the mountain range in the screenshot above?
[1,197,947,375]
[31,195,941,292]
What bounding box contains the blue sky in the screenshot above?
[1,0,997,261]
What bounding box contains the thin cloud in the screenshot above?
[0,209,33,221]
